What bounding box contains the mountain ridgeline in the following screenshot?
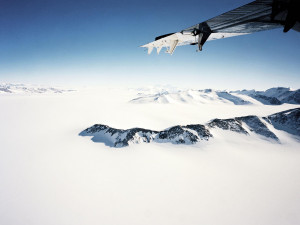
[80,108,300,148]
[232,87,300,105]
[0,83,74,94]
[130,87,300,105]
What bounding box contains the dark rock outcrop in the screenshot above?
[238,116,278,140]
[265,108,300,136]
[208,118,248,134]
[80,125,158,147]
[249,94,281,105]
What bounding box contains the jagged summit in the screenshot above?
[80,108,300,148]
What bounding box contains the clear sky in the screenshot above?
[0,0,299,90]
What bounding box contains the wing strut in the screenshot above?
[193,23,212,51]
[283,0,300,33]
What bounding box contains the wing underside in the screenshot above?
[141,32,249,55]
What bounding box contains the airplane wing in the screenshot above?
[141,0,300,54]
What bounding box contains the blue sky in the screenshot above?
[0,0,299,89]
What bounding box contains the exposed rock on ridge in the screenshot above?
[80,108,300,147]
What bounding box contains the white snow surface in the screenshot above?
[0,86,300,225]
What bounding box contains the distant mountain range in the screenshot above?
[80,108,300,148]
[131,87,300,105]
[0,83,74,94]
[232,87,300,105]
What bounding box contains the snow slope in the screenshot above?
[0,87,300,225]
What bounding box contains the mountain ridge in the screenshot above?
[80,108,300,148]
[0,83,74,94]
[130,87,300,105]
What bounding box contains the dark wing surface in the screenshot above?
[184,0,280,34]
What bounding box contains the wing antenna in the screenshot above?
[157,46,163,54]
[167,40,179,55]
[147,46,154,54]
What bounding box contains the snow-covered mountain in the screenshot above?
[80,108,300,147]
[232,87,300,105]
[0,83,74,94]
[130,89,252,105]
[80,124,212,147]
[266,107,300,136]
[130,87,300,105]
